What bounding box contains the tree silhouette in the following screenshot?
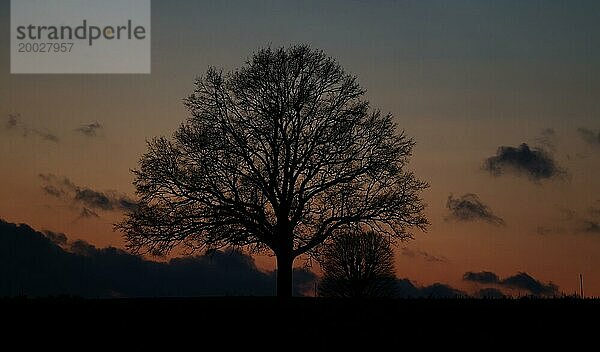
[116,45,428,297]
[318,230,397,297]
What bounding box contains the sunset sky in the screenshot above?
[1,0,599,296]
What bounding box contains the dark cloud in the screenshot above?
[68,239,99,256]
[6,113,18,128]
[4,113,59,142]
[401,247,448,263]
[33,130,59,142]
[463,270,559,297]
[395,279,465,298]
[577,128,600,146]
[501,272,558,296]
[75,122,102,137]
[0,219,316,297]
[75,189,113,210]
[43,231,68,246]
[463,271,499,284]
[41,185,63,197]
[581,220,600,234]
[118,199,139,212]
[476,288,505,299]
[483,143,564,181]
[566,207,600,234]
[39,173,137,215]
[446,193,504,225]
[580,208,600,234]
[536,205,600,236]
[79,207,99,219]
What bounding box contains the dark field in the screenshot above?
[2,297,598,349]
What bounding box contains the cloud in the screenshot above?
[577,128,600,146]
[75,122,102,137]
[75,189,115,210]
[41,185,63,197]
[395,279,465,298]
[4,113,59,142]
[79,207,100,219]
[6,114,18,128]
[401,247,448,263]
[463,270,559,297]
[43,231,68,246]
[501,272,558,296]
[563,206,600,234]
[32,130,59,142]
[581,220,600,234]
[445,193,504,225]
[39,173,137,215]
[463,271,499,284]
[536,205,600,236]
[0,218,316,297]
[483,143,564,181]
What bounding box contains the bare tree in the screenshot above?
[318,230,397,297]
[116,45,428,297]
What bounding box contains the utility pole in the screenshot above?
[579,274,584,299]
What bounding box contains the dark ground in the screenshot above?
[2,297,598,349]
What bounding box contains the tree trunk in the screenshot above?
[276,253,294,297]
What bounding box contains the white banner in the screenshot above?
[11,0,151,74]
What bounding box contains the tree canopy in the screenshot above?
[319,230,398,298]
[117,45,428,296]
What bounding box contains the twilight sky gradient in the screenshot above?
[1,0,599,295]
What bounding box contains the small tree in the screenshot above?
[319,230,397,297]
[116,45,428,297]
